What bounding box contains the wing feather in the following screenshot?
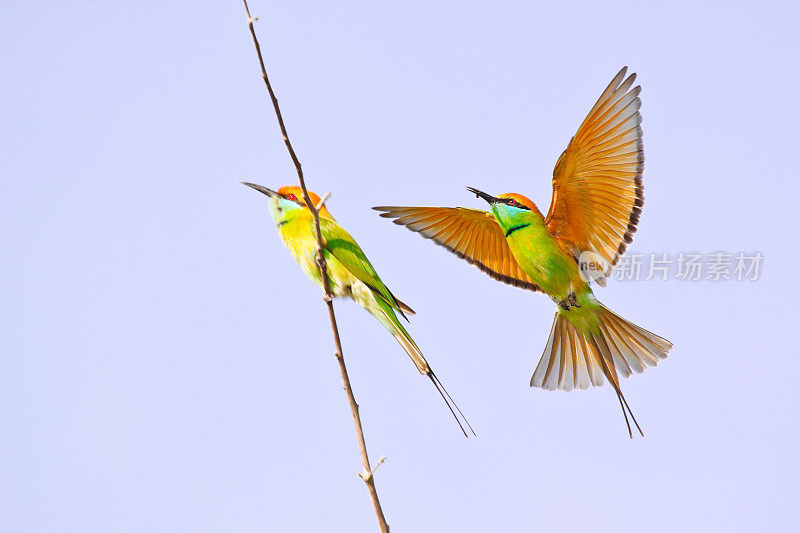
[374,206,541,292]
[546,67,646,279]
[318,218,414,318]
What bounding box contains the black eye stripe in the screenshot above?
[503,198,530,210]
[280,193,305,206]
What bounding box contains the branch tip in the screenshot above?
[374,455,387,473]
[315,191,332,211]
[358,455,388,482]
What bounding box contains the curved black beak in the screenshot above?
[466,186,501,205]
[242,182,278,197]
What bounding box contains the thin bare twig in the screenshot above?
[242,2,390,531]
[315,191,332,212]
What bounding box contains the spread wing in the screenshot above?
[545,67,644,281]
[373,206,541,292]
[319,218,415,318]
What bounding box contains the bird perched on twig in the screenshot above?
[243,183,474,437]
[375,67,672,437]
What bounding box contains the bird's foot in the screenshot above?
[568,292,581,308]
[557,292,581,311]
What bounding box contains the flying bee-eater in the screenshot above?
[243,183,473,437]
[374,67,672,437]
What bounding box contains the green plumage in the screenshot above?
[244,185,472,436]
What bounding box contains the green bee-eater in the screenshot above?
[243,183,473,437]
[375,67,672,437]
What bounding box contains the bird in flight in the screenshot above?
[375,67,672,437]
[243,183,473,437]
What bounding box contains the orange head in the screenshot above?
[497,193,542,216]
[276,186,335,220]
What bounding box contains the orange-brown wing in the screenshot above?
[373,206,541,292]
[545,67,644,279]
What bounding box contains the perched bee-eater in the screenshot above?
[243,183,472,436]
[375,67,672,437]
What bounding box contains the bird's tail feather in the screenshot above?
[375,301,475,437]
[530,302,672,437]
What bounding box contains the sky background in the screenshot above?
[2,1,798,531]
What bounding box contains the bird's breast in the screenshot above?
[505,226,577,297]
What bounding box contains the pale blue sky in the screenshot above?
[2,1,797,531]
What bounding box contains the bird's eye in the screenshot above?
[508,199,516,206]
[286,193,297,200]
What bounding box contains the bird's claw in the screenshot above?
[568,292,581,308]
[557,292,581,311]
